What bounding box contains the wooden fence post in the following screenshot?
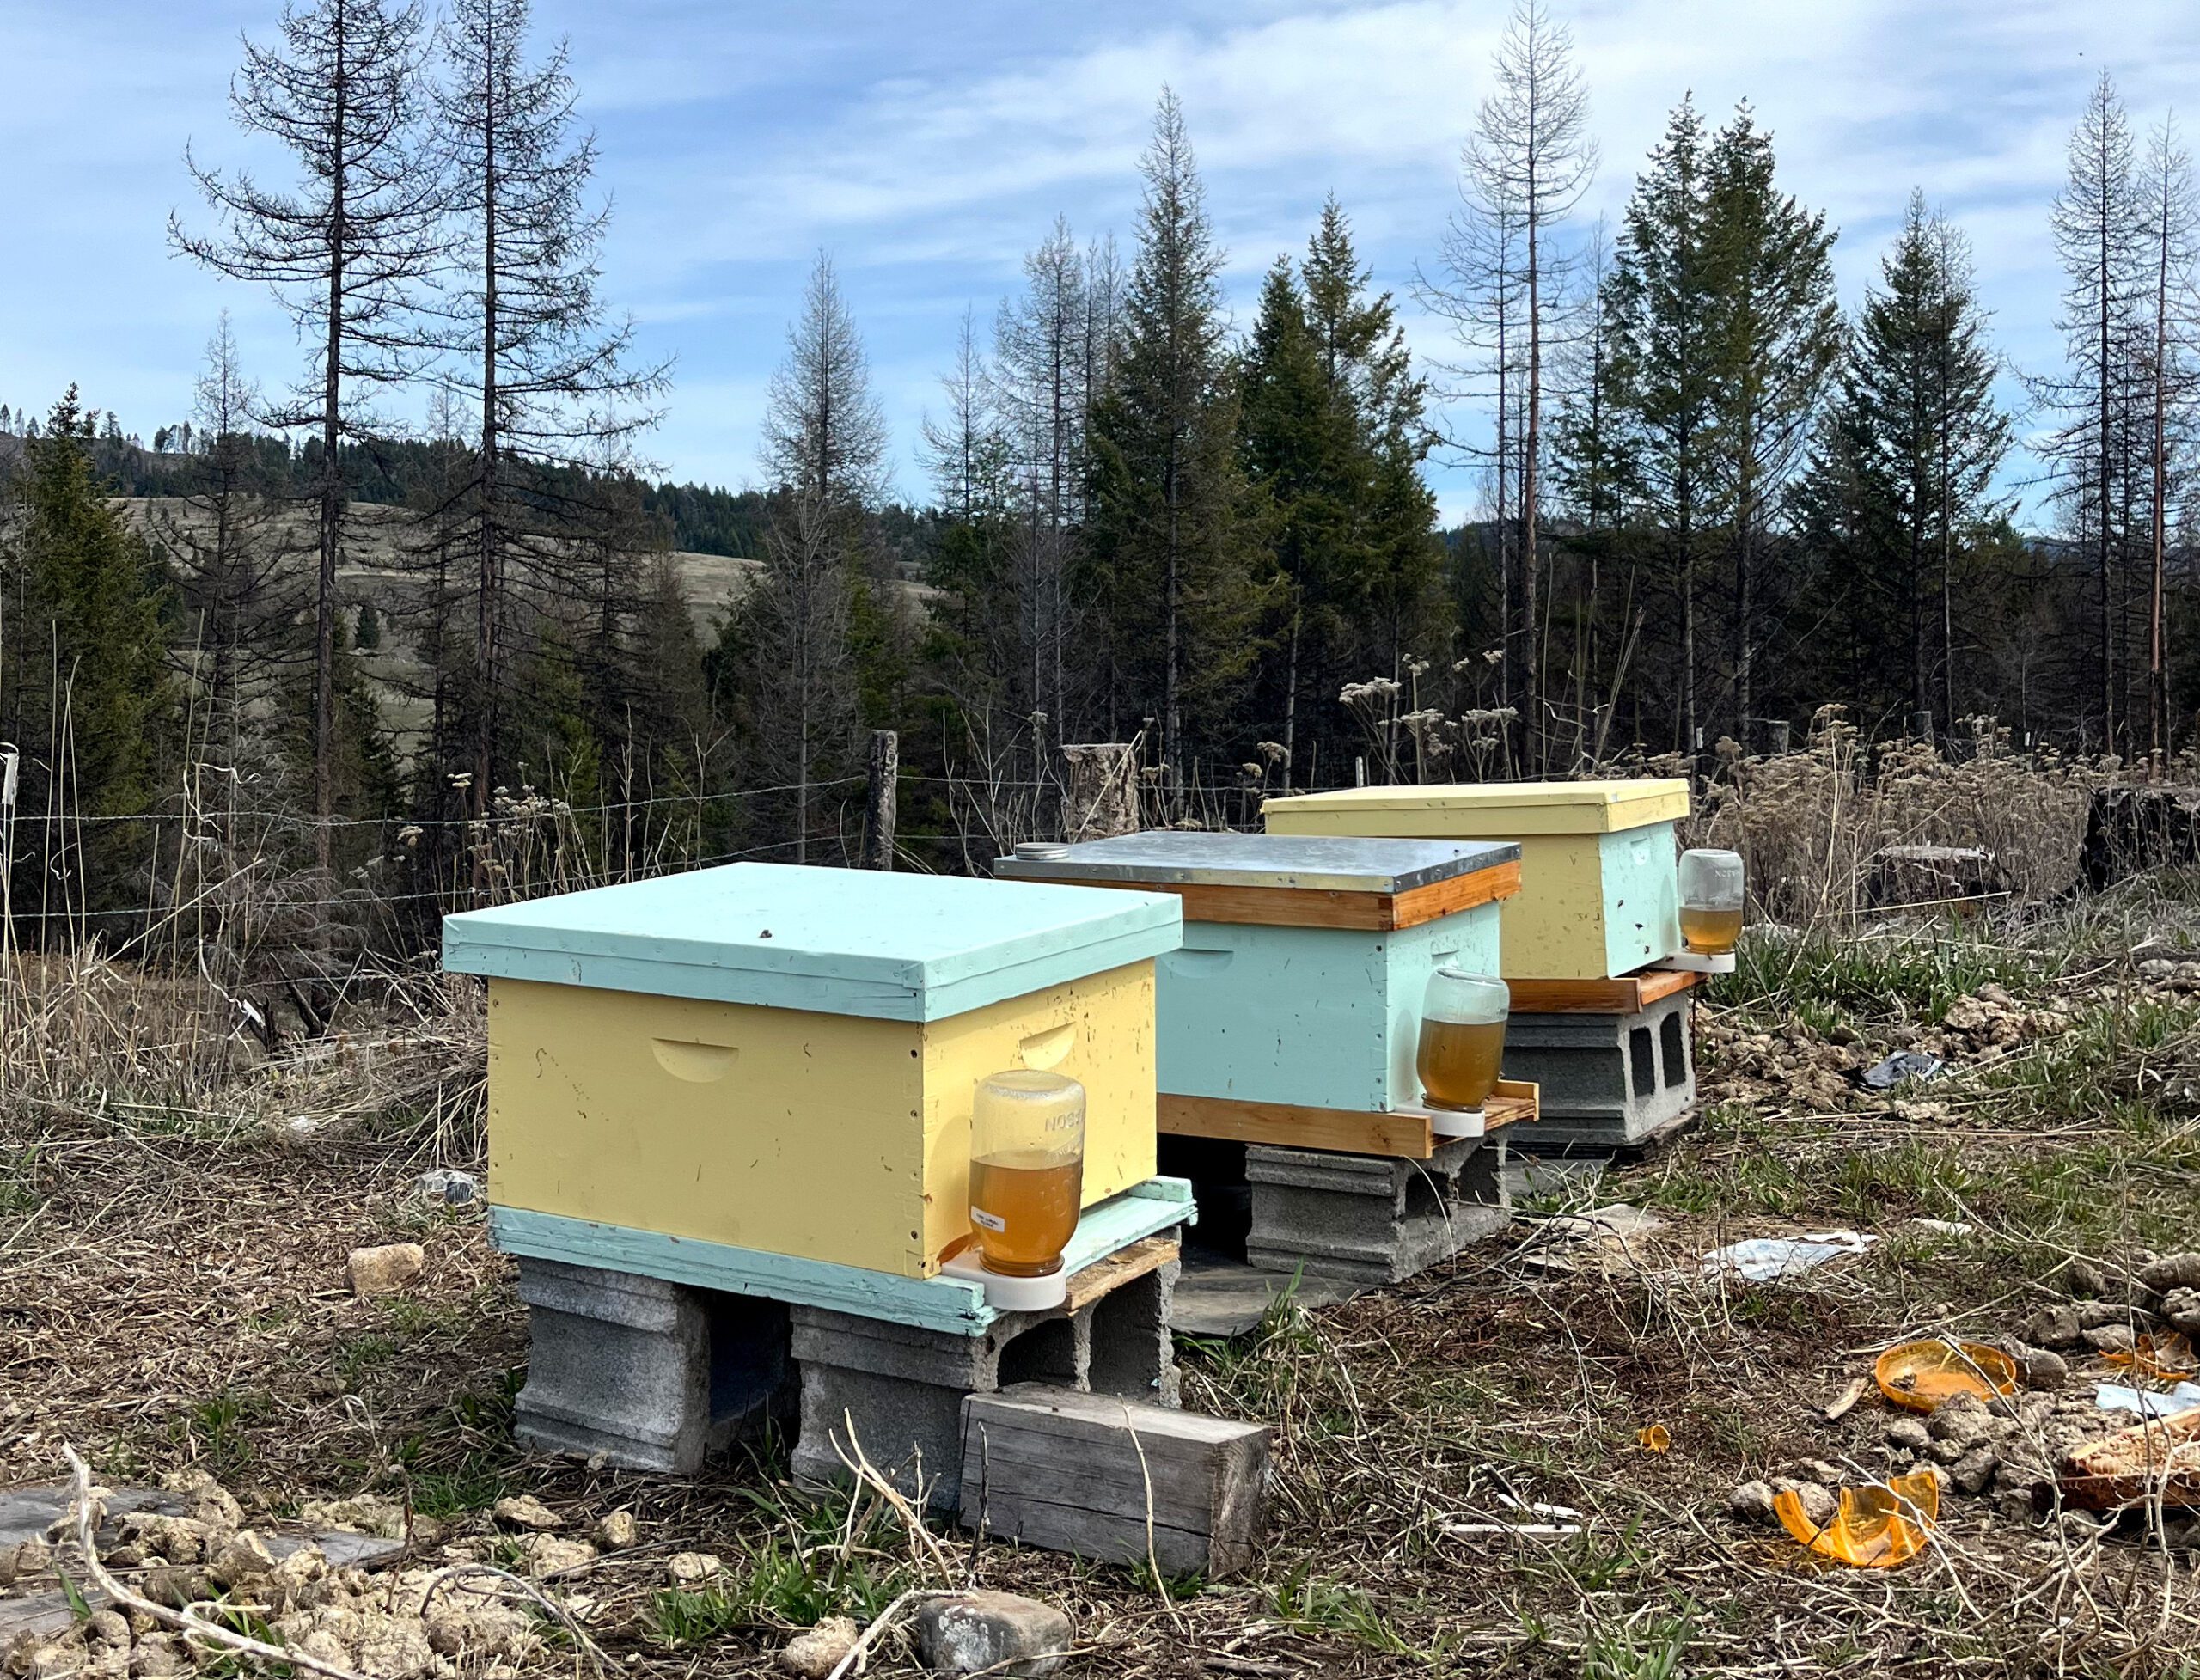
[863,730,897,870]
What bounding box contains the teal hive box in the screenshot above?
[996,833,1525,1155]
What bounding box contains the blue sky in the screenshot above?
[3,0,2197,527]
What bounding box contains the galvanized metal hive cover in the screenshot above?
[994,829,1519,894]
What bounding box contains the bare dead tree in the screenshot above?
[994,217,1091,754]
[151,314,311,751]
[2038,70,2145,754]
[429,0,669,869]
[1445,0,1597,771]
[748,492,858,864]
[763,253,890,518]
[2141,114,2200,767]
[172,0,442,871]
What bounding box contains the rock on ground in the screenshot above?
[2082,1323,2138,1354]
[913,1592,1074,1678]
[1771,1481,1838,1529]
[126,1636,190,1679]
[521,1534,596,1578]
[777,1617,859,1679]
[2162,1287,2200,1335]
[2017,1346,2069,1390]
[345,1243,425,1298]
[490,1494,562,1532]
[297,1494,406,1539]
[2018,1304,2082,1349]
[1884,1417,1930,1452]
[1726,1481,1777,1523]
[354,1612,436,1680]
[2139,1252,2200,1293]
[665,1552,722,1585]
[592,1509,638,1551]
[205,1530,276,1589]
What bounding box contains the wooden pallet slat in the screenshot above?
[1507,967,1699,1015]
[1159,1079,1538,1159]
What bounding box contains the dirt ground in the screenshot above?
[4,881,2200,1678]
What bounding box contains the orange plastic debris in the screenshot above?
[2104,1333,2197,1384]
[1637,1424,1672,1453]
[1775,1470,1940,1568]
[1873,1339,2020,1414]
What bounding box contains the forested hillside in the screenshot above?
[2,0,2197,962]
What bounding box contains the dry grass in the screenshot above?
[3,754,2197,1678]
[1639,708,2115,924]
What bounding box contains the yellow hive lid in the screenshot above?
[1264,778,1690,837]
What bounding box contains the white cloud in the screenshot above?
[7,0,2200,502]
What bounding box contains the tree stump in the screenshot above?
[1866,845,2013,908]
[2081,785,2200,889]
[1060,743,1139,841]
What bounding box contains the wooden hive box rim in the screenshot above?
[443,861,1182,1021]
[1264,778,1690,836]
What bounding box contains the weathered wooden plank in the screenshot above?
[1162,1083,1535,1156]
[960,1385,1269,1578]
[1159,1093,1437,1158]
[1384,859,1521,928]
[1507,968,1698,1015]
[1484,1080,1538,1133]
[1062,1237,1178,1316]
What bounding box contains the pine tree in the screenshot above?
[1240,199,1437,786]
[1701,103,1840,742]
[0,390,180,933]
[757,252,902,742]
[1085,89,1265,781]
[743,492,859,863]
[173,0,440,870]
[1799,194,2010,726]
[275,609,400,876]
[152,315,310,742]
[993,217,1090,741]
[1238,256,1333,784]
[1549,219,1637,762]
[919,309,1017,714]
[1603,97,1720,748]
[762,254,890,514]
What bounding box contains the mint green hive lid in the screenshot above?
[443,862,1182,1022]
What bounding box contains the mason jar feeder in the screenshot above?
[1416,968,1511,1137]
[1675,847,1745,966]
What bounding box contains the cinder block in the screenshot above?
[1502,989,1696,1151]
[1244,1136,1510,1285]
[1086,1262,1181,1408]
[513,1258,790,1473]
[789,1246,1182,1512]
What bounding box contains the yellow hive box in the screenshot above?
[1262,780,1690,981]
[444,864,1182,1280]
